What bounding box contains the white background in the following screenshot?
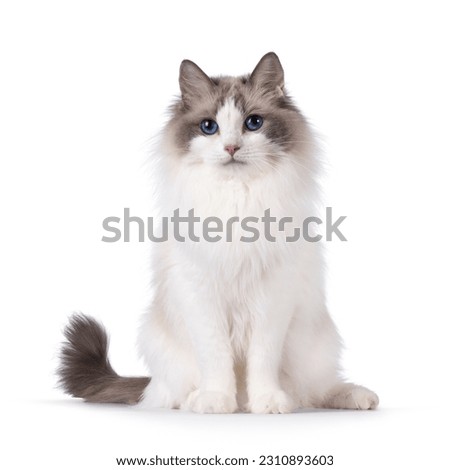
[1,1,449,469]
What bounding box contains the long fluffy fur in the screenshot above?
[58,53,378,413]
[58,313,149,404]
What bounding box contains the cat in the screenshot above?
[58,52,379,413]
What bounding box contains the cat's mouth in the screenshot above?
[223,157,246,166]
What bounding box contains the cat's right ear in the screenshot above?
[179,60,214,104]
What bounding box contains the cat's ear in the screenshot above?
[250,52,284,93]
[179,60,214,103]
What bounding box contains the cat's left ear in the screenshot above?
[250,52,284,94]
[179,59,214,104]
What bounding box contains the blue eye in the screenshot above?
[245,115,264,131]
[200,119,219,135]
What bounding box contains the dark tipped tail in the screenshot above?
[58,313,150,405]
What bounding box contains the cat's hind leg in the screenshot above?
[283,309,379,411]
[321,382,379,410]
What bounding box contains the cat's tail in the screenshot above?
[58,313,150,405]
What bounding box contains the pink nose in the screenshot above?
[224,145,240,157]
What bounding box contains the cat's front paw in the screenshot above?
[183,390,238,414]
[248,390,296,414]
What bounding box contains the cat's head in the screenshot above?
[163,53,312,179]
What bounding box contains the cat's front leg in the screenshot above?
[247,330,296,414]
[176,281,238,413]
[246,271,297,414]
[182,311,238,413]
[183,342,238,413]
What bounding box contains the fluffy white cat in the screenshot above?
[59,53,378,413]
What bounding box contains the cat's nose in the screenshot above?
[224,145,240,157]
